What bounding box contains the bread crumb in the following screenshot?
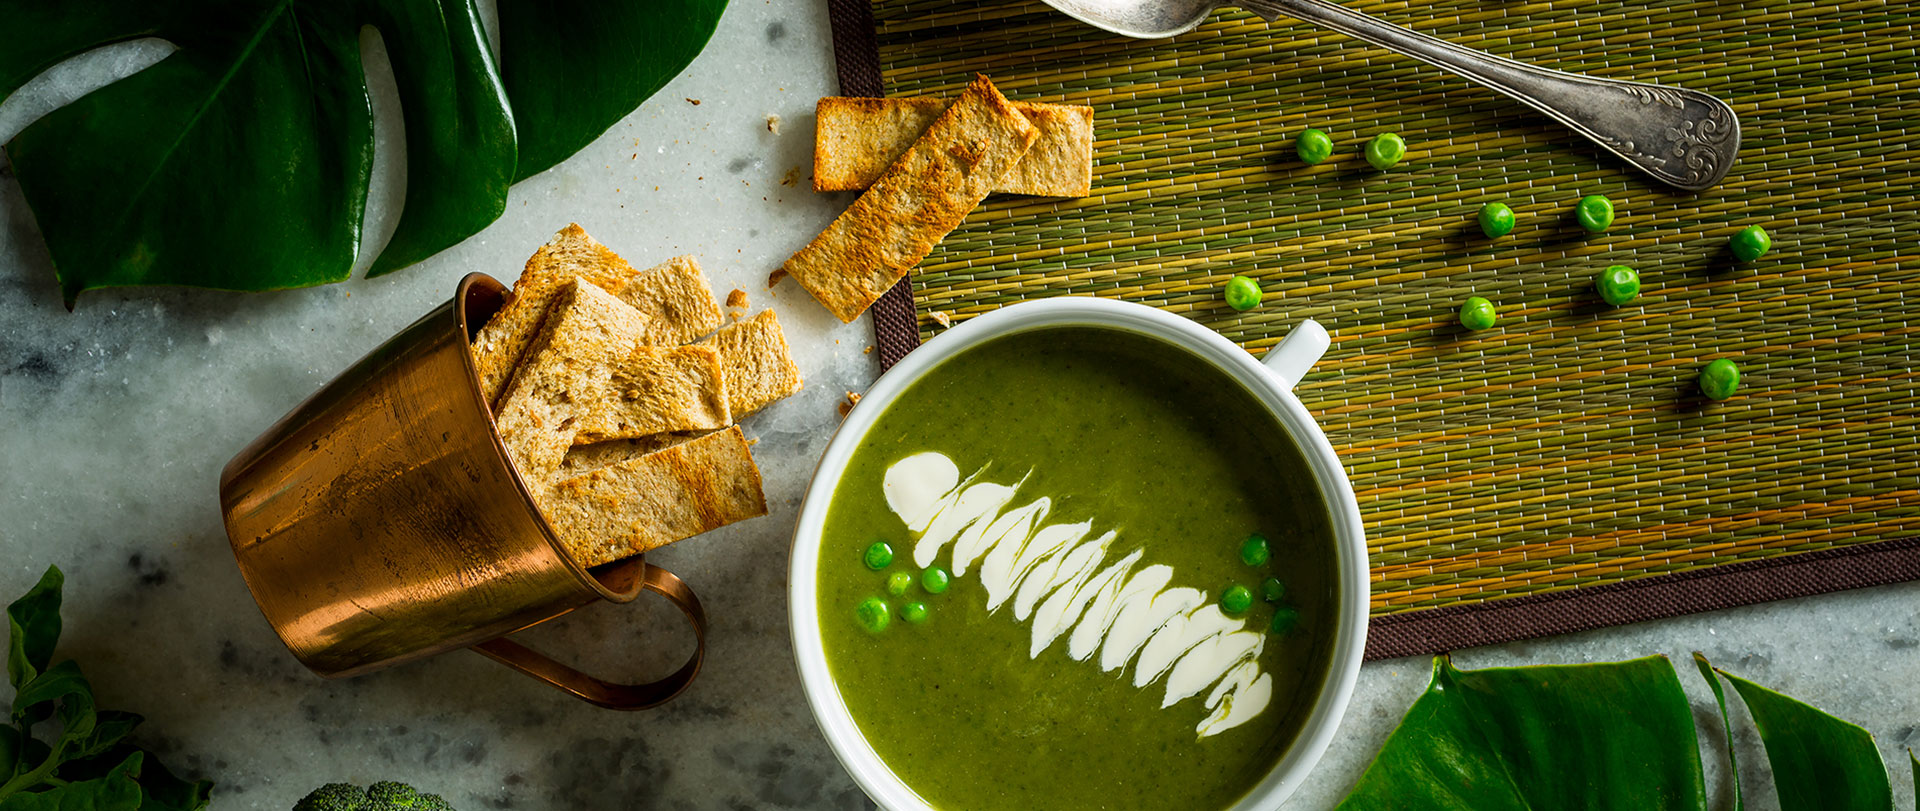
[746,437,759,447]
[686,98,702,105]
[929,310,952,327]
[726,288,749,310]
[863,345,874,355]
[836,391,863,418]
[766,114,783,134]
[768,269,789,288]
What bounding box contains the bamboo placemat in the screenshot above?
[826,0,1920,658]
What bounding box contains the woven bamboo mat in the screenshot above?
[827,0,1920,658]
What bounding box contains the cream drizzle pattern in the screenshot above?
[882,451,1273,738]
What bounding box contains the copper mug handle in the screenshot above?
[472,564,707,710]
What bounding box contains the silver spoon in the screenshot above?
[1043,0,1740,191]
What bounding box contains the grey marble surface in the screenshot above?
[0,2,1913,810]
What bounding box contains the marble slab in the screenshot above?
[0,2,1913,809]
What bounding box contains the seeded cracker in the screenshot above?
[781,74,1038,323]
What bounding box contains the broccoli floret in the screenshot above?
[293,783,368,811]
[294,782,455,811]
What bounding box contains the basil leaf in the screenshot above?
[1692,653,1742,811]
[1337,655,1708,810]
[1719,669,1892,811]
[0,0,725,301]
[0,750,143,811]
[498,0,728,181]
[6,568,62,690]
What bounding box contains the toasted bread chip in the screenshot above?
[815,97,1092,197]
[493,280,648,490]
[474,225,647,406]
[782,74,1038,322]
[571,345,731,444]
[697,310,803,419]
[620,255,724,346]
[546,426,768,566]
[558,433,708,479]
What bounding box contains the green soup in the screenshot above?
[818,326,1339,811]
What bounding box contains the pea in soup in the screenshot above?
[818,326,1339,811]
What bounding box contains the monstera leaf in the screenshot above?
[0,0,726,305]
[1339,654,1916,810]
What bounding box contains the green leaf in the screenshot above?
[1337,655,1707,811]
[0,751,143,811]
[11,662,96,741]
[0,0,724,302]
[7,568,63,690]
[53,746,208,811]
[1691,653,1742,811]
[1909,750,1917,806]
[498,0,728,181]
[0,726,19,781]
[1718,669,1892,811]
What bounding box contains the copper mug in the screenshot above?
[218,273,704,710]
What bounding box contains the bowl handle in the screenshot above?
[1260,319,1331,391]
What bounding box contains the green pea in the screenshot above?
[1478,202,1516,239]
[862,541,893,571]
[1296,128,1334,164]
[1261,577,1286,603]
[1576,195,1615,233]
[1459,296,1498,331]
[885,571,914,597]
[1364,133,1406,171]
[920,566,951,594]
[1224,276,1263,312]
[1699,359,1741,401]
[1730,225,1771,262]
[1219,584,1253,614]
[1270,607,1300,636]
[901,601,930,624]
[856,597,890,633]
[1239,534,1271,567]
[1595,264,1641,306]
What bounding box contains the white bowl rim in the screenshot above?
[787,296,1370,811]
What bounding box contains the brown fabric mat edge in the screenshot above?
[1365,536,1920,660]
[828,0,921,370]
[824,0,1920,659]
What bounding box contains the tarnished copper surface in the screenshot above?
[219,273,704,709]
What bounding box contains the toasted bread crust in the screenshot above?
[783,75,1038,323]
[545,426,768,566]
[474,225,647,406]
[815,97,1092,197]
[697,310,802,419]
[570,345,732,444]
[493,280,650,489]
[619,255,724,346]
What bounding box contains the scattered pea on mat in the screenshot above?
[1225,276,1263,311]
[863,541,894,570]
[921,566,951,594]
[885,571,913,597]
[900,601,930,624]
[856,597,890,632]
[1296,128,1334,165]
[1576,195,1615,233]
[1460,296,1498,330]
[1479,202,1516,238]
[1270,607,1300,635]
[1261,577,1286,603]
[1220,583,1253,614]
[1730,225,1772,262]
[1239,534,1271,566]
[1700,359,1741,401]
[1364,133,1406,170]
[1596,264,1641,306]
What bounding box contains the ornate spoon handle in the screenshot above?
[1242,0,1739,191]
